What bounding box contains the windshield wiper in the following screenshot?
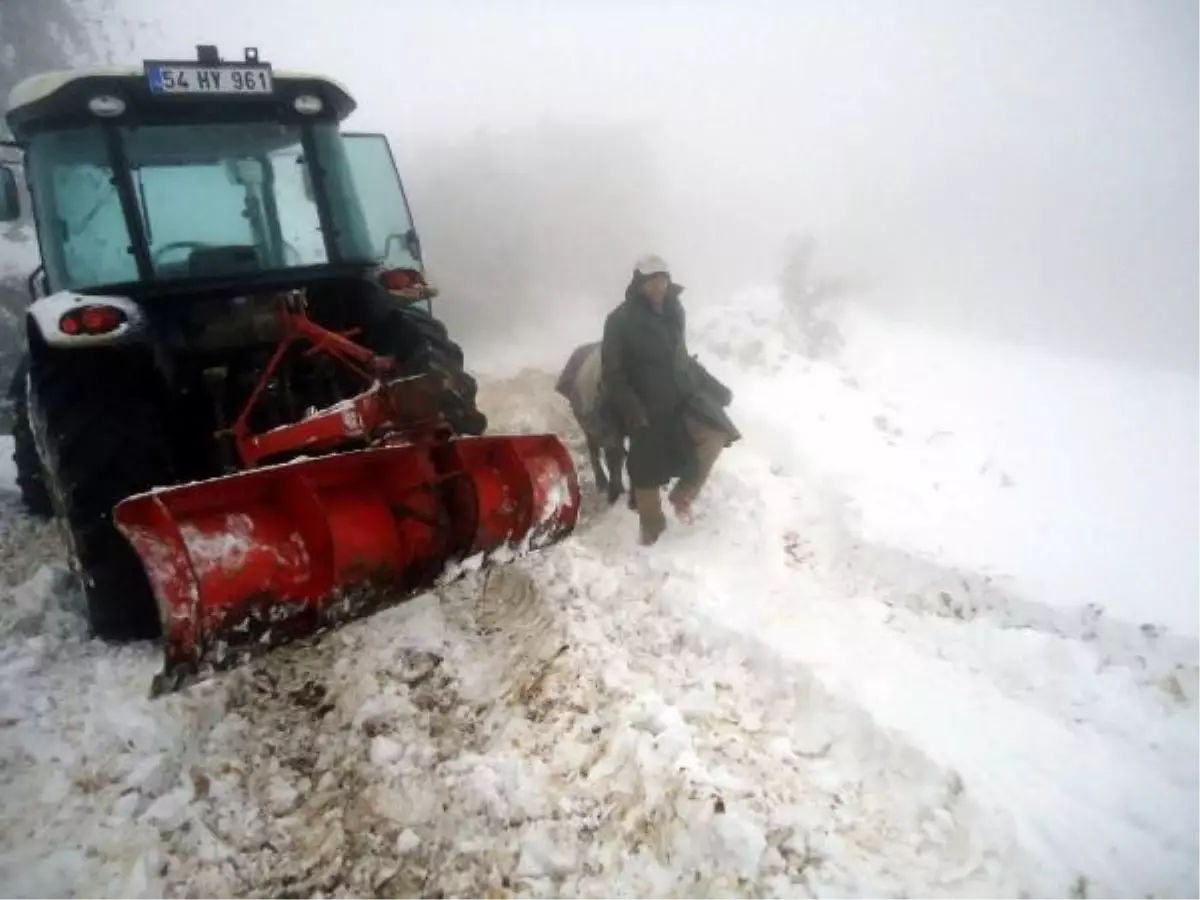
[69,178,118,237]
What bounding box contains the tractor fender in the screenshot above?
[27,290,148,348]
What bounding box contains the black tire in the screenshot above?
[368,305,488,436]
[7,355,53,517]
[28,348,173,641]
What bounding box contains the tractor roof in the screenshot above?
[5,60,357,139]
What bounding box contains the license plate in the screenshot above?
[146,63,273,96]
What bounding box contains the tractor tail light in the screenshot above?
[60,304,127,337]
[380,268,422,292]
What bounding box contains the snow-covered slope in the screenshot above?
[690,287,1199,637]
[0,288,1195,897]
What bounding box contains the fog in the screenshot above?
[105,0,1198,369]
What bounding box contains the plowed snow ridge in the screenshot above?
[0,296,1195,898]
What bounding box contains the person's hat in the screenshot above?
[634,254,670,277]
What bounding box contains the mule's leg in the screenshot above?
[616,441,637,511]
[604,442,625,505]
[586,432,609,493]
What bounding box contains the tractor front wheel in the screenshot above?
[27,348,173,641]
[368,305,488,436]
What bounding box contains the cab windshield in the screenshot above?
[25,121,420,292]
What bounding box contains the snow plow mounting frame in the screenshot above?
[223,291,452,469]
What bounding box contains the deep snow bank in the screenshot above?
[685,286,1199,638]
[631,433,1198,898]
[680,286,1199,893]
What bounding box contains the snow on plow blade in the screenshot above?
[113,435,580,696]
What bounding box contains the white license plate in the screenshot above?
[147,64,273,96]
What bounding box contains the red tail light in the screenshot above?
[60,304,127,337]
[380,268,421,292]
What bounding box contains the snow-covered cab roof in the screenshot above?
[4,48,357,139]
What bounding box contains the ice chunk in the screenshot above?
[395,828,421,854]
[370,735,404,767]
[141,786,191,831]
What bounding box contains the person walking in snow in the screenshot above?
[601,254,740,545]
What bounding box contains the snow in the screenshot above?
[0,286,1195,897]
[0,226,40,280]
[0,436,15,494]
[177,515,259,575]
[690,287,1199,637]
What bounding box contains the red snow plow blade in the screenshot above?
[108,295,579,696]
[115,434,578,695]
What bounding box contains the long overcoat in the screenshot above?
[601,280,739,488]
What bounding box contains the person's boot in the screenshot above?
[668,484,695,524]
[634,487,666,545]
[640,518,666,545]
[670,496,694,523]
[667,416,725,525]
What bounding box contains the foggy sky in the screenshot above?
[75,0,1200,369]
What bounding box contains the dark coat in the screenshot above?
[601,278,740,488]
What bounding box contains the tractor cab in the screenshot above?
[0,46,426,303]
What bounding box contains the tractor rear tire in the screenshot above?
[371,305,488,436]
[28,349,172,641]
[8,355,53,518]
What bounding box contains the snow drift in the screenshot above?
[0,286,1195,898]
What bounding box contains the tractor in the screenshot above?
[0,46,579,695]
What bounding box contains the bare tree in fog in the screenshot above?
[1,2,91,104]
